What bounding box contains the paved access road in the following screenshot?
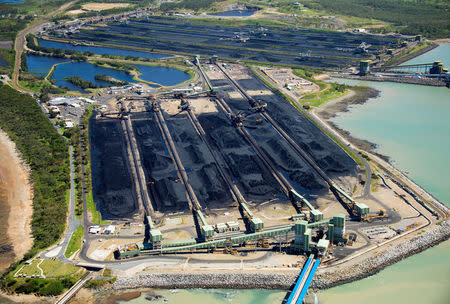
[12,0,79,92]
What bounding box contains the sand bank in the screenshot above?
[0,130,33,272]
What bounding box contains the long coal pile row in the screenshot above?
[89,117,139,219]
[197,112,283,202]
[162,111,233,209]
[233,68,358,180]
[131,112,188,212]
[68,17,399,69]
[209,76,328,197]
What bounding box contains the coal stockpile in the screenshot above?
[90,117,138,219]
[196,113,284,202]
[232,107,328,195]
[131,112,189,213]
[162,111,233,209]
[232,67,358,179]
[69,17,398,69]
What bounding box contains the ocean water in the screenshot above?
[117,289,286,304]
[115,43,450,304]
[318,43,450,304]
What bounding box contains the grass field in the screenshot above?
[64,225,83,258]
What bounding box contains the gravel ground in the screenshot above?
[111,220,450,290]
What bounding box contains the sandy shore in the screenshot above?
[432,38,450,44]
[0,130,33,272]
[314,87,390,160]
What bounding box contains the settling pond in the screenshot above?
[37,38,169,60]
[211,10,257,17]
[26,54,191,93]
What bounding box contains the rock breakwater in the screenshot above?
[112,221,450,291]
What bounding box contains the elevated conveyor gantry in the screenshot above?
[216,62,370,220]
[151,97,214,240]
[176,93,264,233]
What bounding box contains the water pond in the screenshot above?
[38,38,168,59]
[27,55,191,93]
[211,10,256,17]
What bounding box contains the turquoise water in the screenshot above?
[116,43,450,304]
[400,43,450,66]
[37,38,168,59]
[330,80,450,204]
[118,289,286,304]
[317,43,450,304]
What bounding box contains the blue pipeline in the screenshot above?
[297,259,321,303]
[286,257,313,304]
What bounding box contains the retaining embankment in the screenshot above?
[332,74,446,87]
[110,221,450,291]
[312,220,450,290]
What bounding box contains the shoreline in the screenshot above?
[313,87,391,162]
[104,222,449,292]
[386,42,439,67]
[0,130,33,273]
[101,71,450,294]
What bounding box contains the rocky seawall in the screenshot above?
[112,220,450,291]
[312,219,450,289]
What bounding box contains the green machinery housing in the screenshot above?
[116,214,347,258]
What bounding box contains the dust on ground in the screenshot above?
[160,99,181,115]
[82,3,130,11]
[190,97,218,115]
[260,67,320,95]
[0,130,33,273]
[313,74,330,81]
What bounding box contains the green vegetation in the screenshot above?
[301,0,450,38]
[85,277,116,289]
[18,260,42,277]
[160,0,220,12]
[63,126,83,217]
[18,79,46,92]
[384,41,432,66]
[250,66,364,167]
[64,225,83,258]
[0,0,69,40]
[2,258,81,296]
[102,268,112,277]
[2,276,79,296]
[0,85,69,252]
[27,34,89,61]
[40,259,79,278]
[93,59,137,73]
[0,48,15,74]
[81,106,109,225]
[65,76,97,90]
[95,74,129,86]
